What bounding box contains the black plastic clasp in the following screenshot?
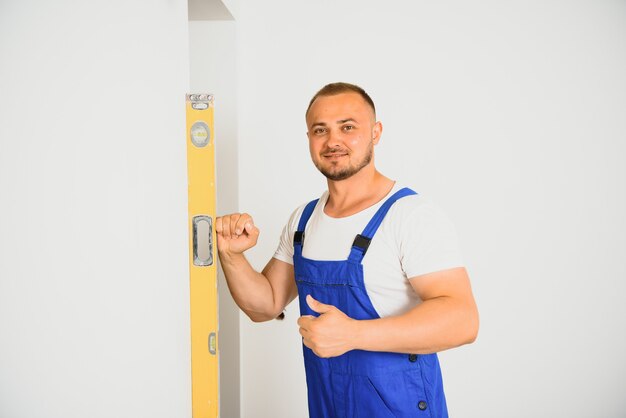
[352,234,371,254]
[294,231,305,246]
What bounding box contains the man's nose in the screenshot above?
[326,128,343,148]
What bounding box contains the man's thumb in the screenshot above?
[306,294,333,314]
[244,222,259,236]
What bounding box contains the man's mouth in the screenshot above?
[322,150,348,158]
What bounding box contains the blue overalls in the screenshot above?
[293,188,448,418]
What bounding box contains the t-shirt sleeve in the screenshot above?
[272,205,305,265]
[396,198,464,279]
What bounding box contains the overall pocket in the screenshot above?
[358,366,432,418]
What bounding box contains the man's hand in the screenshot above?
[297,295,357,358]
[215,213,259,256]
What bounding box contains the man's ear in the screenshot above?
[372,121,383,144]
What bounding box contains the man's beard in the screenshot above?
[314,143,373,181]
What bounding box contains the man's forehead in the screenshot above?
[306,92,375,122]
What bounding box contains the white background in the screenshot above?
[2,1,625,417]
[0,1,191,417]
[230,1,626,417]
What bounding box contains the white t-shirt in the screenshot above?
[273,184,464,318]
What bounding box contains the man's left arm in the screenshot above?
[298,267,478,358]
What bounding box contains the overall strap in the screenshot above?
[348,187,417,263]
[293,199,319,255]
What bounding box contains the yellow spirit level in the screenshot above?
[186,93,218,418]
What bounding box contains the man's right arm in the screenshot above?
[216,213,297,322]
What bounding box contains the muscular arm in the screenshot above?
[216,213,298,322]
[356,267,478,353]
[299,267,478,357]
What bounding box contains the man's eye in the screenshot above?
[343,125,354,131]
[314,128,326,135]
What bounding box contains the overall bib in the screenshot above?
[294,188,448,418]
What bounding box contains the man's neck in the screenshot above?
[324,169,395,218]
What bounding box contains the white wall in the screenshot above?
[233,1,626,417]
[0,1,191,417]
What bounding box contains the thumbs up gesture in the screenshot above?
[297,295,357,358]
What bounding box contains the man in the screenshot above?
[216,82,478,418]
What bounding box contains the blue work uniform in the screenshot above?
[293,188,448,418]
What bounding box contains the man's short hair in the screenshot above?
[306,82,376,117]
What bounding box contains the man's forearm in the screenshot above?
[353,295,479,354]
[218,251,280,322]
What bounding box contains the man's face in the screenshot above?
[306,92,381,182]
